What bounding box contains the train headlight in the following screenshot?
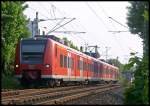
[16,64,19,68]
[45,64,50,68]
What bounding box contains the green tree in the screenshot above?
[127,1,149,55]
[124,1,149,104]
[1,1,30,75]
[62,37,79,51]
[107,58,124,72]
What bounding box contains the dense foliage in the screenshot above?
[1,1,30,75]
[127,1,149,55]
[124,54,149,104]
[107,58,124,72]
[124,1,149,104]
[62,37,79,51]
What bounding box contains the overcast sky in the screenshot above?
[23,1,143,64]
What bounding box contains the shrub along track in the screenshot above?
[1,84,120,105]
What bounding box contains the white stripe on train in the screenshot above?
[15,75,117,81]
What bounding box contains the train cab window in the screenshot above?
[60,54,63,67]
[64,56,67,68]
[21,40,47,64]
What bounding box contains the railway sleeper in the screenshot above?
[38,85,120,105]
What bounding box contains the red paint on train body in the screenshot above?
[15,36,119,86]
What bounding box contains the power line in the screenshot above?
[97,3,130,55]
[25,4,95,47]
[48,3,89,45]
[29,5,81,46]
[98,3,110,18]
[34,3,75,35]
[47,18,76,34]
[48,19,65,33]
[40,3,51,18]
[85,2,110,31]
[109,17,129,29]
[28,7,49,19]
[39,3,85,46]
[85,2,114,50]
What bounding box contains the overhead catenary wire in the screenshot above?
[52,3,89,41]
[85,2,110,31]
[48,19,65,33]
[28,7,49,19]
[28,2,138,62]
[47,18,76,34]
[40,3,52,18]
[86,2,130,59]
[98,4,127,46]
[25,4,92,46]
[97,3,139,59]
[37,3,82,45]
[85,2,116,51]
[34,3,79,41]
[109,17,129,29]
[81,3,108,49]
[48,3,90,46]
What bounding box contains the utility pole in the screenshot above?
[85,43,88,52]
[116,56,119,66]
[32,12,39,37]
[105,47,111,62]
[30,4,85,38]
[31,12,76,37]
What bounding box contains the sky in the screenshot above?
[23,1,143,64]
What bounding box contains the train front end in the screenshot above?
[15,37,52,87]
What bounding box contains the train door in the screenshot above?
[67,52,71,80]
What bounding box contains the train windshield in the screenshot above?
[21,39,47,64]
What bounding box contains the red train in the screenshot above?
[15,35,119,87]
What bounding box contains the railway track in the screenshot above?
[1,84,120,105]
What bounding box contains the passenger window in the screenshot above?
[60,54,63,67]
[79,60,83,70]
[77,60,80,70]
[55,44,57,57]
[64,56,67,68]
[72,58,74,69]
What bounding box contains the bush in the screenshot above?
[123,55,149,104]
[118,76,130,87]
[2,74,22,89]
